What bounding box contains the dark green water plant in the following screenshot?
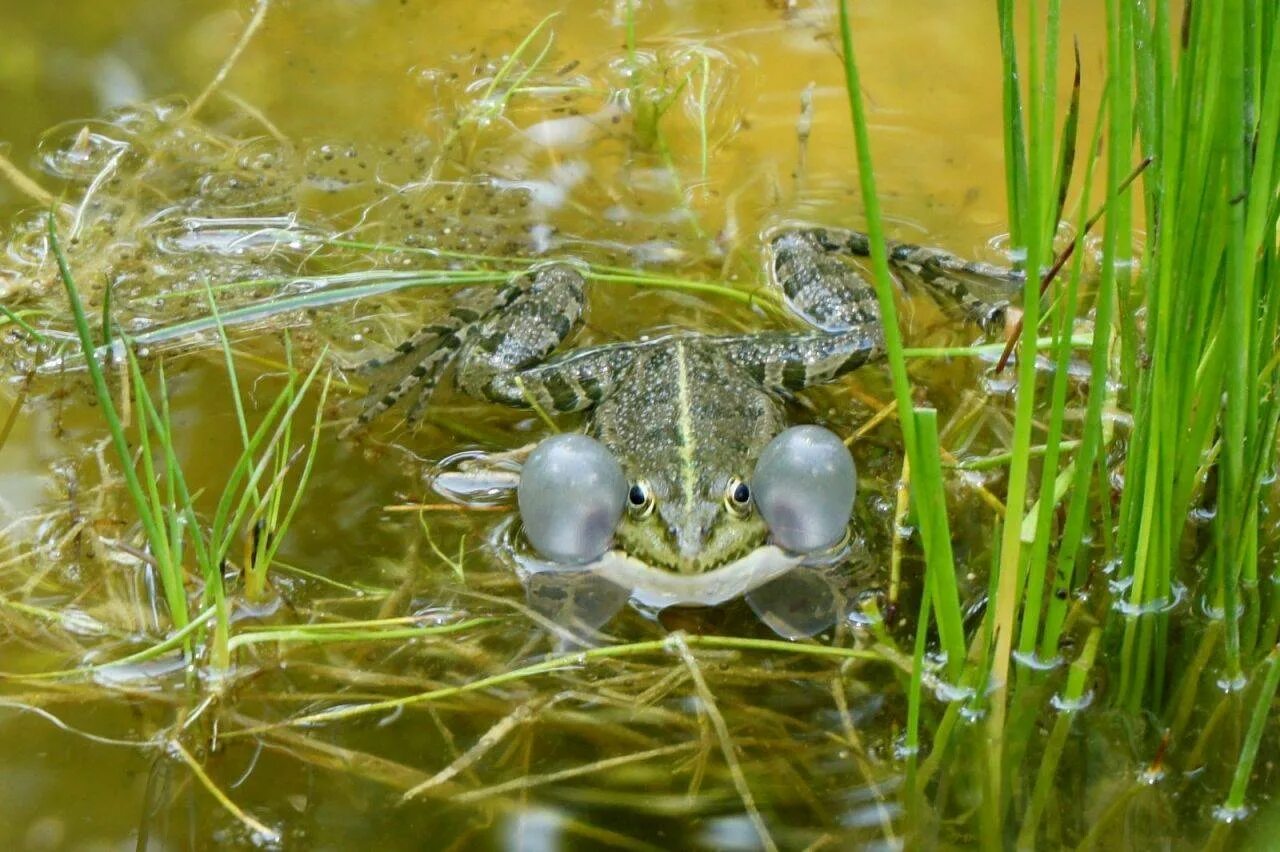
[841,0,1280,844]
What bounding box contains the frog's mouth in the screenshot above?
[612,512,771,577]
[513,545,804,609]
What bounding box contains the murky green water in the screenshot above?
[1,1,1276,849]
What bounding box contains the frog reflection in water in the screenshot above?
[351,228,1020,626]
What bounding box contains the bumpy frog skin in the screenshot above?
[351,228,1020,603]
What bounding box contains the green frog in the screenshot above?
[351,227,1020,612]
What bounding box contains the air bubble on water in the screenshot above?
[36,121,134,181]
[1188,504,1216,524]
[1012,649,1063,672]
[234,593,283,622]
[1212,803,1252,824]
[1049,689,1094,712]
[410,606,462,626]
[932,678,976,704]
[92,653,188,687]
[892,737,920,759]
[1215,671,1248,693]
[1198,594,1244,621]
[845,592,883,628]
[59,608,108,637]
[1107,573,1133,595]
[1113,581,1187,616]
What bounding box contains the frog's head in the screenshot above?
[515,344,857,578]
[598,366,780,575]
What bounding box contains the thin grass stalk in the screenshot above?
[1037,90,1118,660]
[908,409,965,679]
[1016,626,1101,847]
[834,0,917,452]
[0,304,48,343]
[985,0,1061,837]
[903,575,931,840]
[834,15,990,829]
[245,334,295,601]
[996,0,1030,245]
[1217,0,1252,689]
[1018,92,1104,666]
[1222,645,1280,815]
[124,347,228,666]
[1229,0,1280,661]
[1117,0,1194,713]
[246,376,332,598]
[209,355,328,585]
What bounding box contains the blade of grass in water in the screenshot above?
[908,409,965,681]
[49,212,191,632]
[836,5,975,836]
[1221,645,1280,815]
[0,304,48,344]
[1016,627,1101,846]
[45,263,773,367]
[981,0,1063,837]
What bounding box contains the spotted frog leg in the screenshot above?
[347,264,643,432]
[711,227,1025,396]
[773,227,1024,333]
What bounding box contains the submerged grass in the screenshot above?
[50,210,334,672]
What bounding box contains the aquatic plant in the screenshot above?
[0,0,1277,847]
[840,0,1280,844]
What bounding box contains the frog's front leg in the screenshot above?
[468,340,642,413]
[348,264,589,431]
[455,265,643,414]
[715,328,886,394]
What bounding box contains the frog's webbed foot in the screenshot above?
[344,308,481,437]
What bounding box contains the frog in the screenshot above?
[349,227,1021,624]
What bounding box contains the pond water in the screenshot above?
[0,1,1276,849]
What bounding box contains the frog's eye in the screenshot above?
[724,477,752,517]
[752,425,856,553]
[627,480,655,517]
[518,434,626,564]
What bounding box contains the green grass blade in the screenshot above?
[48,212,186,629]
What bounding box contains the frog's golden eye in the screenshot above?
[627,481,655,517]
[724,477,752,518]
